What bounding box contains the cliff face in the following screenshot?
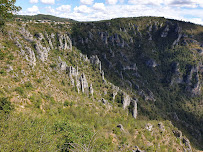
[0,16,202,151]
[70,17,203,148]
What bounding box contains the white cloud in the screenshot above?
[119,0,125,3]
[106,0,118,5]
[74,5,92,13]
[40,0,55,5]
[164,0,197,8]
[93,3,105,11]
[46,6,59,15]
[80,0,94,5]
[128,0,163,6]
[30,0,38,4]
[56,5,71,12]
[27,5,40,15]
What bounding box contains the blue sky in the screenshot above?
[16,0,203,25]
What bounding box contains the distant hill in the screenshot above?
[14,14,77,23]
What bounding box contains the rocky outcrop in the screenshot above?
[22,46,36,66]
[117,124,125,131]
[68,66,78,77]
[161,25,170,37]
[146,59,157,68]
[145,123,153,131]
[34,42,50,62]
[158,122,165,133]
[34,33,44,41]
[79,73,88,93]
[90,55,102,72]
[196,49,203,55]
[121,93,138,119]
[19,26,34,42]
[44,32,54,50]
[57,33,72,51]
[59,61,67,71]
[89,83,93,96]
[122,93,131,109]
[170,62,183,85]
[123,64,137,71]
[173,130,182,138]
[182,137,192,152]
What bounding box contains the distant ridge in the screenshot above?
[14,14,77,23]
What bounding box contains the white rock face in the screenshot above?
[90,55,102,72]
[58,34,72,51]
[122,93,131,109]
[161,25,170,37]
[132,99,138,119]
[68,66,78,77]
[34,42,50,62]
[79,73,88,93]
[24,46,36,66]
[145,123,153,131]
[59,62,67,71]
[89,83,93,95]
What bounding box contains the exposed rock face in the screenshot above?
[184,65,201,96]
[146,59,157,68]
[145,123,153,131]
[19,26,34,42]
[158,122,165,133]
[44,32,54,50]
[68,66,78,77]
[59,62,67,71]
[70,76,75,86]
[170,62,183,85]
[161,25,170,37]
[57,34,72,51]
[90,55,102,72]
[80,53,89,62]
[196,49,203,55]
[172,24,182,47]
[132,98,138,119]
[79,73,88,93]
[101,98,107,104]
[89,83,93,95]
[34,33,44,41]
[122,93,131,109]
[121,93,138,119]
[123,64,137,71]
[173,130,182,138]
[101,71,105,80]
[134,146,144,152]
[182,137,192,152]
[138,89,155,101]
[34,42,50,62]
[117,124,125,131]
[23,46,36,66]
[6,65,13,72]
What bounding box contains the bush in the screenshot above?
[24,81,33,90]
[0,97,13,113]
[15,87,24,95]
[50,64,57,69]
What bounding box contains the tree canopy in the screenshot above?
[0,0,21,25]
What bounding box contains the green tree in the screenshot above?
[0,0,21,25]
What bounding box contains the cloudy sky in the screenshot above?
[16,0,203,25]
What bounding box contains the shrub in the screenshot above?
[24,81,33,90]
[0,97,14,113]
[50,64,57,69]
[15,87,24,95]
